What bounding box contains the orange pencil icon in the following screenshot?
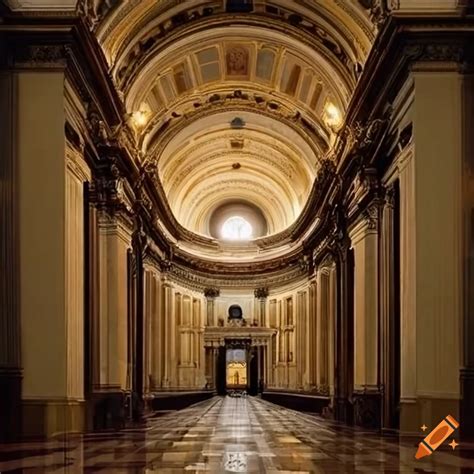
[415,415,459,459]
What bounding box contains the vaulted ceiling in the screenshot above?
[5,0,382,247]
[81,0,376,243]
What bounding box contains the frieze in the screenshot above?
[169,263,307,291]
[404,42,465,64]
[13,43,69,68]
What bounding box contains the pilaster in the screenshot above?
[399,67,463,432]
[349,201,382,428]
[0,70,22,441]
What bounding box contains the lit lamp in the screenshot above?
[323,102,342,131]
[132,110,149,128]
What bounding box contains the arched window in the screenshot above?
[221,216,253,240]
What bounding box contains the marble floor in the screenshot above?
[1,396,473,473]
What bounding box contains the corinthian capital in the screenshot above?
[204,287,220,299]
[254,287,269,299]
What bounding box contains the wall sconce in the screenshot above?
[132,110,149,128]
[323,102,342,130]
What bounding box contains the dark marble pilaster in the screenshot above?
[334,239,354,425]
[0,369,22,442]
[353,388,382,429]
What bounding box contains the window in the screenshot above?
[221,216,253,240]
[196,47,221,83]
[256,48,275,81]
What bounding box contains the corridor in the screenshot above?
[0,397,473,473]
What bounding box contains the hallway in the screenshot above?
[0,397,473,473]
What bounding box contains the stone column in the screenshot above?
[0,70,22,442]
[380,185,400,429]
[10,69,91,436]
[461,73,474,438]
[254,288,269,326]
[328,266,336,398]
[204,288,220,326]
[316,270,330,394]
[349,201,381,428]
[334,238,354,424]
[150,272,162,391]
[398,68,463,431]
[307,280,317,390]
[296,291,307,389]
[161,280,172,387]
[97,212,132,392]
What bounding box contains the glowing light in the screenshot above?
[324,102,342,128]
[221,216,253,240]
[132,110,149,127]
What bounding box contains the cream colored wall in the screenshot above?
[65,150,90,400]
[97,217,131,391]
[18,72,68,399]
[386,70,464,431]
[144,267,207,391]
[411,70,462,418]
[349,215,378,391]
[266,269,336,395]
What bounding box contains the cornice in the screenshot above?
[167,262,308,291]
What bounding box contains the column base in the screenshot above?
[334,396,353,425]
[0,368,22,442]
[86,390,128,431]
[461,368,474,439]
[400,396,460,434]
[22,399,84,438]
[353,388,382,429]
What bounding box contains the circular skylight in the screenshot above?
[221,216,253,240]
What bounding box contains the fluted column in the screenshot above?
[316,270,330,393]
[254,288,269,326]
[296,291,306,389]
[380,184,399,429]
[328,266,336,397]
[462,74,474,438]
[151,273,162,390]
[161,280,172,387]
[204,288,220,326]
[308,279,317,389]
[0,71,22,441]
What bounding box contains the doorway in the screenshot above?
[226,348,247,390]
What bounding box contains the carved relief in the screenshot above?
[80,0,121,27]
[226,47,249,76]
[363,202,380,231]
[204,288,220,299]
[254,288,269,299]
[13,44,68,67]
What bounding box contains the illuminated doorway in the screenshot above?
[226,348,247,390]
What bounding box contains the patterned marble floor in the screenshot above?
[0,396,473,473]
